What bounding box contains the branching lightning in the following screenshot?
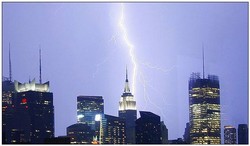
[119,3,137,95]
[118,4,176,120]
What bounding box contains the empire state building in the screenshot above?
[118,68,137,144]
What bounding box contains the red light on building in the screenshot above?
[22,98,27,104]
[25,106,28,109]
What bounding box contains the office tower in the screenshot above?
[4,79,54,143]
[189,73,221,144]
[161,121,168,144]
[77,96,104,130]
[67,123,94,144]
[224,125,236,144]
[102,114,126,144]
[118,68,137,144]
[238,124,248,144]
[183,122,190,144]
[135,111,161,144]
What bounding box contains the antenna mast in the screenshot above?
[9,43,12,81]
[202,44,205,79]
[39,45,42,84]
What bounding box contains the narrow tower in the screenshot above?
[118,67,137,144]
[39,46,42,84]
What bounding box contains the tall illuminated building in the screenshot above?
[4,79,54,143]
[189,73,221,144]
[77,96,104,130]
[224,125,236,144]
[118,68,137,144]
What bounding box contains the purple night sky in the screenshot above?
[2,2,248,141]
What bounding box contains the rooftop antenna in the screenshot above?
[9,43,12,82]
[202,43,205,79]
[39,45,42,84]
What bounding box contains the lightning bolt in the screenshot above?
[119,3,137,95]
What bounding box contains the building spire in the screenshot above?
[124,66,130,93]
[126,65,128,82]
[202,43,205,79]
[39,45,42,84]
[9,42,12,82]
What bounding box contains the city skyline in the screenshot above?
[2,2,248,140]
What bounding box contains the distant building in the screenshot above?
[224,125,236,144]
[238,124,248,144]
[135,111,161,144]
[118,68,137,144]
[189,73,221,144]
[67,123,94,144]
[160,121,168,144]
[102,114,126,144]
[168,138,186,144]
[77,96,104,130]
[183,122,190,144]
[4,79,54,144]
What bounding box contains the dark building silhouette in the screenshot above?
[183,122,190,144]
[2,78,15,143]
[77,96,104,130]
[224,125,236,144]
[238,124,248,144]
[189,73,221,144]
[161,121,168,144]
[67,123,95,144]
[4,79,54,143]
[102,114,126,144]
[44,136,71,144]
[118,68,137,144]
[135,111,161,144]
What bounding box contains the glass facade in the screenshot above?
[189,73,221,144]
[77,96,104,130]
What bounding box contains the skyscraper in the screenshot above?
[189,73,221,144]
[135,111,161,144]
[77,96,104,130]
[238,124,248,144]
[224,125,236,144]
[118,68,137,144]
[102,114,126,144]
[4,79,54,143]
